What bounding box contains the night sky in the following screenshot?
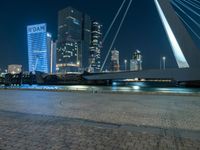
[0,0,199,71]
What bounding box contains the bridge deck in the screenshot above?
[83,68,200,82]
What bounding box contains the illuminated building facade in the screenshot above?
[47,33,52,73]
[57,7,91,73]
[130,50,142,71]
[8,65,22,74]
[50,41,57,73]
[27,23,51,73]
[89,21,102,72]
[110,49,120,72]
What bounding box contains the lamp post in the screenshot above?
[162,56,166,70]
[124,59,127,71]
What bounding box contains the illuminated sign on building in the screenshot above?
[27,24,46,34]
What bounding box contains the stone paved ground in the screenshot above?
[0,90,200,149]
[0,110,199,150]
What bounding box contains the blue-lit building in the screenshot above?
[27,23,50,73]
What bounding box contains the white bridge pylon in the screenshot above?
[155,0,189,68]
[101,0,200,72]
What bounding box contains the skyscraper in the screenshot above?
[130,50,142,71]
[27,23,51,73]
[110,48,120,71]
[57,7,91,73]
[89,21,102,72]
[47,33,52,73]
[50,41,57,73]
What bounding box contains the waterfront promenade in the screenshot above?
[0,89,200,149]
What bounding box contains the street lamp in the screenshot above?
[124,59,127,71]
[162,56,166,70]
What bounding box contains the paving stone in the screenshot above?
[0,110,199,150]
[0,90,200,149]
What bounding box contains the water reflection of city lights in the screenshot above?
[132,86,140,90]
[1,84,200,94]
[112,82,117,86]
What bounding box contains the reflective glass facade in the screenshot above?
[57,7,91,73]
[27,23,49,73]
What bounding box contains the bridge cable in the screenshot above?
[188,0,200,7]
[175,0,200,17]
[172,1,200,28]
[88,0,126,71]
[102,0,127,43]
[188,0,200,8]
[180,0,200,10]
[190,0,200,5]
[101,0,133,72]
[176,12,200,40]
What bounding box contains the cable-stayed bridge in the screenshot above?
[84,0,200,83]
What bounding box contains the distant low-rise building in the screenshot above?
[8,65,22,74]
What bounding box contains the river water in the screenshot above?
[1,84,200,95]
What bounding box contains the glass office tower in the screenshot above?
[27,23,50,73]
[57,7,91,73]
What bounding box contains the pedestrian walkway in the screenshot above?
[0,90,200,149]
[0,110,200,150]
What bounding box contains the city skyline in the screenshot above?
[1,1,200,149]
[0,0,199,71]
